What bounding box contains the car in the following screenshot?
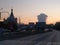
[44,28,53,32]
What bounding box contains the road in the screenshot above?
[1,30,60,45]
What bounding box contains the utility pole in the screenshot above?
[19,17,21,24]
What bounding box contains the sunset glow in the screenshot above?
[0,0,60,24]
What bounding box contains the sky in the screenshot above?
[0,0,60,24]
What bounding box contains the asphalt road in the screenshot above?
[1,30,60,45]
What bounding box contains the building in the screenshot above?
[3,9,17,31]
[4,9,17,23]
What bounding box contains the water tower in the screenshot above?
[36,13,48,30]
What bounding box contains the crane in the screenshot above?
[0,8,9,19]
